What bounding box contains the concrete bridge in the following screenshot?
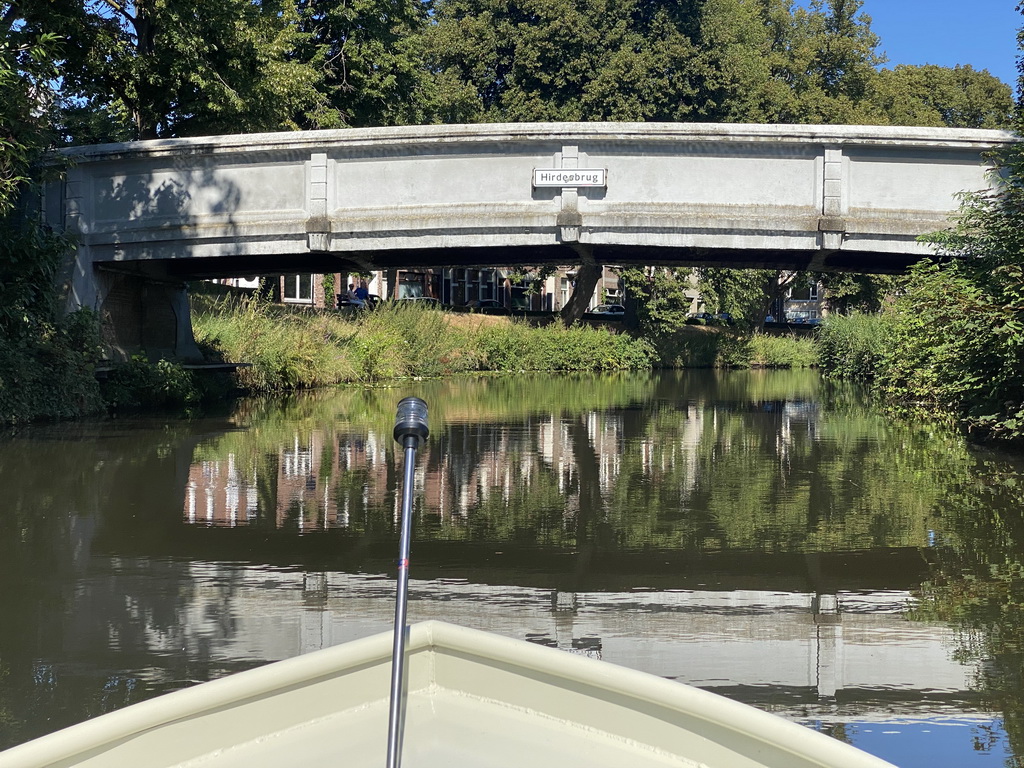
[45,122,1016,359]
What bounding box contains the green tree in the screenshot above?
[0,9,60,212]
[0,15,103,424]
[18,0,340,143]
[618,267,694,332]
[695,0,884,124]
[422,0,706,122]
[696,267,805,326]
[870,64,1014,129]
[295,0,432,127]
[872,5,1024,443]
[704,0,887,124]
[816,272,903,315]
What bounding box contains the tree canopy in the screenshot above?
[2,0,1011,145]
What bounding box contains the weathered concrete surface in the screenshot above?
[46,122,1016,358]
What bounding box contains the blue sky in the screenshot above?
[858,1,1021,88]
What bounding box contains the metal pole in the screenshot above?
[387,398,429,768]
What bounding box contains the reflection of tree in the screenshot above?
[189,370,957,559]
[0,421,245,748]
[910,456,1024,765]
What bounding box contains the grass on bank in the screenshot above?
[191,295,658,391]
[191,295,817,393]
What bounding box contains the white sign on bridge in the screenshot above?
[533,168,607,188]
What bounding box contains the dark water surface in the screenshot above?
[3,370,1024,767]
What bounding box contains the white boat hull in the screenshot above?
[0,621,894,768]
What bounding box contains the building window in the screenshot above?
[283,274,313,303]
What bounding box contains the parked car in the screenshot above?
[686,312,715,324]
[465,299,509,313]
[396,296,442,308]
[591,304,625,315]
[686,311,734,326]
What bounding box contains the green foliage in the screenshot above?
[696,267,802,326]
[422,0,704,123]
[868,99,1024,443]
[0,22,106,426]
[354,301,477,379]
[648,328,722,368]
[747,333,818,369]
[815,131,1024,444]
[24,0,340,142]
[322,273,335,303]
[0,306,103,425]
[8,0,1017,144]
[618,268,693,333]
[869,64,1014,129]
[0,20,60,212]
[192,296,655,390]
[193,294,356,391]
[476,321,655,372]
[877,258,1024,441]
[815,311,891,381]
[697,0,886,124]
[0,220,105,425]
[295,0,431,127]
[816,272,903,315]
[420,0,905,125]
[98,357,203,412]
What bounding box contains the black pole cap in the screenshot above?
[394,397,429,447]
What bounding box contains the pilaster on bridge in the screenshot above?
[45,122,1016,360]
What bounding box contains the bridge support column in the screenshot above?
[95,269,203,363]
[818,146,847,251]
[62,251,202,362]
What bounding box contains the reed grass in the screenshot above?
[191,296,656,391]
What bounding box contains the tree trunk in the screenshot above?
[559,256,601,325]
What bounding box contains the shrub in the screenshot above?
[99,356,201,411]
[877,260,1024,440]
[748,333,818,368]
[816,312,890,381]
[0,225,105,426]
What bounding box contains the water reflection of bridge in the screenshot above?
[92,561,982,729]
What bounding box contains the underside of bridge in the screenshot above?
[119,242,921,284]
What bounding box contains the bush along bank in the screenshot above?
[2,290,816,427]
[815,294,1024,447]
[0,226,105,427]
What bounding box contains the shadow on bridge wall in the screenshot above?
[77,154,245,361]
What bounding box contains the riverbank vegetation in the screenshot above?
[189,289,825,394]
[16,0,1015,146]
[0,30,102,427]
[196,294,799,391]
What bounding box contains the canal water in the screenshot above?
[2,369,1023,767]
